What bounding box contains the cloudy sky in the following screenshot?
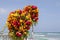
[0,0,60,33]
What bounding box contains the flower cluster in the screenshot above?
[6,5,38,40]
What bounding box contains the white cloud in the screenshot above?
[0,8,7,13]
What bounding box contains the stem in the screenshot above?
[32,25,34,40]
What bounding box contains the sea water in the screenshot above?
[0,32,60,40]
[28,32,60,40]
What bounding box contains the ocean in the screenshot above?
[0,32,60,40]
[28,32,60,40]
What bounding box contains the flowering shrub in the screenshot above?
[6,5,38,40]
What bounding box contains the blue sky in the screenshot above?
[0,0,60,32]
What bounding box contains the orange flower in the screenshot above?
[6,5,38,39]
